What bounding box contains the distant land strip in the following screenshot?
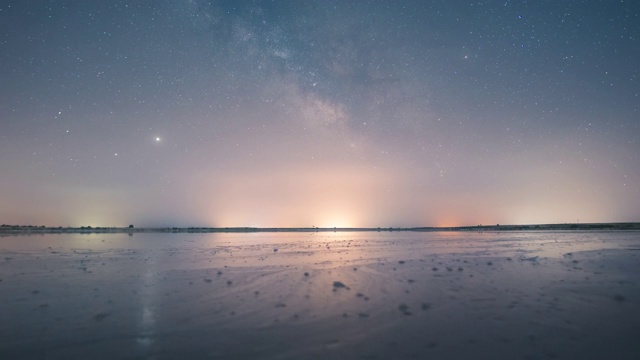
[1,222,639,235]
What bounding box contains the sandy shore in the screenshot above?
[1,231,639,359]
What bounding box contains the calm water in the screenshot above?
[1,231,639,359]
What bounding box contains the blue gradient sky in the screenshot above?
[1,1,638,227]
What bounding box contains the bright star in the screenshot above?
[155,137,161,142]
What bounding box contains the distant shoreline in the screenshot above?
[1,222,639,235]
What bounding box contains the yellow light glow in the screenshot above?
[316,215,357,229]
[197,163,396,228]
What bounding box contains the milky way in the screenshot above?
[1,1,638,227]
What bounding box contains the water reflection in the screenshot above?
[136,269,157,352]
[1,231,639,359]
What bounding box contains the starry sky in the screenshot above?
[1,1,639,228]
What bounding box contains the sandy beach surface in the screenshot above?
[1,231,639,359]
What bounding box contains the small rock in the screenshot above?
[333,281,347,288]
[398,304,412,315]
[613,294,626,302]
[93,312,110,321]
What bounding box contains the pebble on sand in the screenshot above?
[613,294,626,302]
[93,312,110,321]
[398,303,412,315]
[521,256,539,262]
[333,281,349,290]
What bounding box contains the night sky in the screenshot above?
[1,1,639,228]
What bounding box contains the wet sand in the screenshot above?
[1,231,639,359]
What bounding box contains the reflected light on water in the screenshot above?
[1,231,639,359]
[136,265,158,351]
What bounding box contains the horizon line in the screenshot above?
[2,222,639,234]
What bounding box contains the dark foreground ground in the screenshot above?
[1,230,639,359]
